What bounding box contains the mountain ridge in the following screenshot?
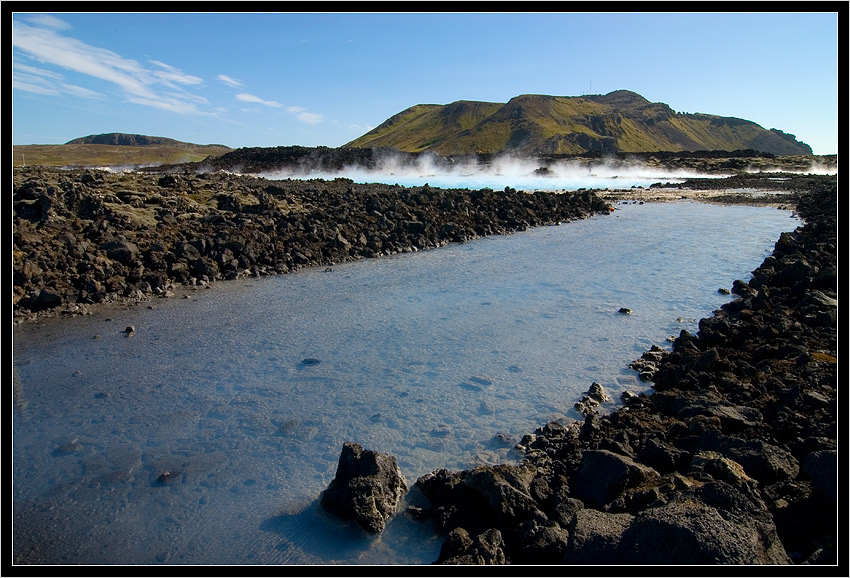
[345,90,812,156]
[66,132,230,148]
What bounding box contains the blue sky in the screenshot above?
[12,11,840,154]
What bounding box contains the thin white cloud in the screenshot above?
[149,59,204,87]
[286,105,324,125]
[217,74,243,88]
[15,62,64,81]
[168,91,209,106]
[127,95,207,115]
[62,83,103,99]
[13,77,60,96]
[236,93,282,108]
[295,111,324,125]
[13,62,103,99]
[12,20,211,115]
[27,14,71,30]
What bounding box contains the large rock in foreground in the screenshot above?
[320,441,407,533]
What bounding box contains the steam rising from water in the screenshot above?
[253,153,835,191]
[87,151,835,190]
[256,155,718,190]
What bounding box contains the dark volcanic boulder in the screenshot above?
[435,527,507,565]
[320,441,407,533]
[696,431,800,485]
[462,464,540,524]
[562,482,790,564]
[569,449,659,509]
[562,508,634,564]
[102,239,139,266]
[802,450,837,502]
[414,463,541,534]
[616,483,790,564]
[31,288,64,310]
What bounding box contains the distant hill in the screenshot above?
[345,91,812,156]
[66,133,229,148]
[14,133,232,167]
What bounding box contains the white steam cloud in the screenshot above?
[252,152,836,191]
[254,154,729,191]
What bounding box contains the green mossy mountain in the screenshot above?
[345,91,812,156]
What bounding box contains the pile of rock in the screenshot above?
[13,167,610,322]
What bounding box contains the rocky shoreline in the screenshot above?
[12,166,609,323]
[388,180,835,565]
[12,165,838,566]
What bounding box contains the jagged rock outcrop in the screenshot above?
[319,442,407,533]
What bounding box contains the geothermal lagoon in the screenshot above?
[13,190,800,565]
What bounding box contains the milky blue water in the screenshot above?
[257,159,714,191]
[12,200,799,565]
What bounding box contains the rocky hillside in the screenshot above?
[346,91,813,156]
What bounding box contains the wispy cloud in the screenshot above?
[12,16,332,131]
[295,111,324,125]
[149,59,204,87]
[217,74,243,88]
[12,19,212,115]
[13,62,104,99]
[27,14,71,30]
[236,93,282,108]
[287,106,324,125]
